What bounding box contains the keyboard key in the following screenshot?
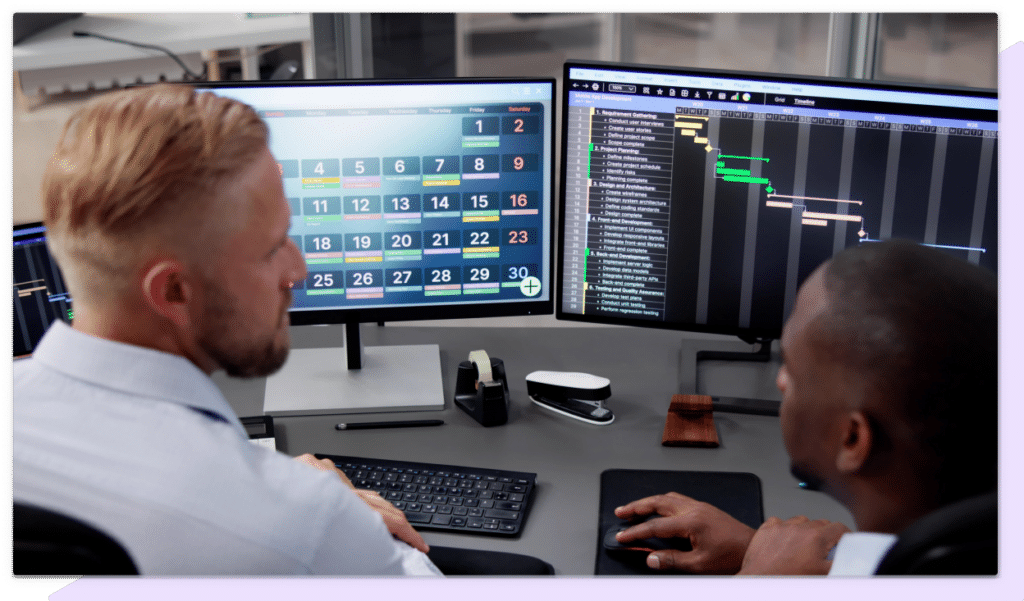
[484,509,520,520]
[405,512,432,524]
[431,515,452,526]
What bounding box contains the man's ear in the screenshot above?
[141,260,193,328]
[836,410,873,474]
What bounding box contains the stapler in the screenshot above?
[525,371,614,425]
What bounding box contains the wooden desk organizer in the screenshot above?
[661,394,720,448]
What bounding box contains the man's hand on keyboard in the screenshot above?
[296,453,356,486]
[351,488,430,553]
[614,491,755,574]
[294,453,430,553]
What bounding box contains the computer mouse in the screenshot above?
[602,522,693,555]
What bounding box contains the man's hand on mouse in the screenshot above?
[294,453,429,554]
[614,492,755,574]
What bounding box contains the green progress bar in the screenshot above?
[584,247,590,282]
[588,143,594,179]
[723,175,770,185]
[719,154,769,162]
[717,168,751,176]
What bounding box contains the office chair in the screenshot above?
[874,491,997,575]
[13,503,139,576]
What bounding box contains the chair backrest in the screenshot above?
[874,491,997,575]
[13,502,139,576]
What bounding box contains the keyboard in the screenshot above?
[316,453,537,537]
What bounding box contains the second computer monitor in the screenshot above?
[558,60,997,340]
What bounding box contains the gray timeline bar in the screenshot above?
[695,117,721,324]
[880,129,903,239]
[833,122,857,254]
[738,116,766,329]
[968,136,995,265]
[924,133,949,245]
[782,120,812,322]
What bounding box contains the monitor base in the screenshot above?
[529,394,615,425]
[263,344,445,416]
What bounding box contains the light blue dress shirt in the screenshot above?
[13,321,440,576]
[828,532,898,576]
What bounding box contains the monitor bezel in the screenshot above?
[194,77,558,327]
[555,59,997,340]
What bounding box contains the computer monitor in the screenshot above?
[13,222,73,358]
[197,78,557,415]
[558,60,997,342]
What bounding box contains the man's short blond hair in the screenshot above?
[43,83,269,302]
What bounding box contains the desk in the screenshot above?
[213,324,854,575]
[14,13,312,97]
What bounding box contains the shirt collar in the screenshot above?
[33,321,248,439]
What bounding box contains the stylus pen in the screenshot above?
[335,419,444,431]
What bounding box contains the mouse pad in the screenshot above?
[596,469,764,575]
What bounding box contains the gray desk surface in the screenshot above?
[213,324,854,576]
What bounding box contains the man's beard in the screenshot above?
[197,281,291,378]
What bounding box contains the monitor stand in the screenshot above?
[695,337,781,417]
[263,321,445,417]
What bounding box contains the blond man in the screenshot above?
[14,84,439,575]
